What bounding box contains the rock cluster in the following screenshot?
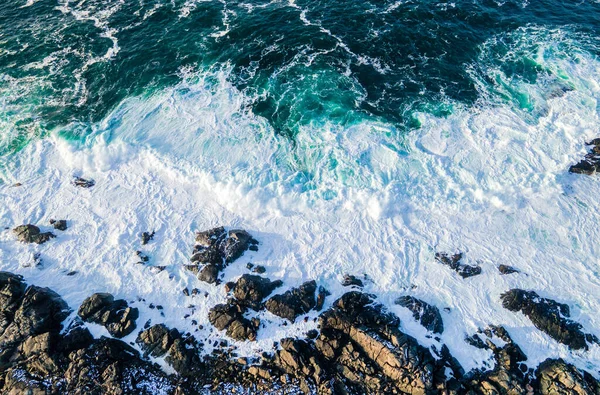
[265,280,317,322]
[189,227,258,284]
[501,289,597,350]
[78,293,139,338]
[13,224,55,244]
[0,272,599,395]
[569,138,600,175]
[435,252,482,278]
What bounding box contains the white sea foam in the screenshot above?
[1,27,600,376]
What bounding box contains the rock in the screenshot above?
[226,318,257,341]
[141,231,155,245]
[395,296,444,334]
[537,358,600,395]
[265,281,317,322]
[209,302,244,331]
[72,177,95,188]
[221,229,253,263]
[233,274,282,310]
[49,219,67,231]
[501,289,596,350]
[252,265,266,274]
[498,264,519,275]
[315,286,329,311]
[569,139,600,175]
[198,264,220,284]
[13,225,55,244]
[78,293,139,338]
[195,226,226,247]
[435,252,482,278]
[341,274,363,288]
[136,324,181,358]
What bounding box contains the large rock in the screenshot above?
[537,358,600,395]
[395,296,444,334]
[265,281,317,322]
[501,289,596,350]
[78,293,139,338]
[208,301,257,342]
[13,225,55,244]
[136,324,181,358]
[233,274,282,310]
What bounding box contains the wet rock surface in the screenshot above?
[0,272,598,394]
[395,295,444,334]
[49,219,68,231]
[501,289,597,350]
[435,252,482,278]
[78,293,139,338]
[190,227,258,284]
[569,138,600,175]
[13,224,55,244]
[265,280,317,322]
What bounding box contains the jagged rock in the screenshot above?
[191,227,258,284]
[498,264,519,275]
[198,264,220,284]
[265,281,317,322]
[464,326,529,394]
[72,177,95,188]
[233,274,282,310]
[226,318,257,341]
[49,219,67,231]
[501,289,595,350]
[395,296,444,334]
[569,138,600,175]
[78,293,139,338]
[13,225,55,244]
[435,252,482,278]
[165,337,204,376]
[537,358,600,395]
[316,286,329,311]
[137,324,181,358]
[141,231,155,245]
[209,302,244,331]
[341,274,363,288]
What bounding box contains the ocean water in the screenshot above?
[1,0,600,376]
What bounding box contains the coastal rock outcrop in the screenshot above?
[569,138,600,175]
[265,280,317,322]
[78,293,139,338]
[501,289,596,350]
[395,295,444,334]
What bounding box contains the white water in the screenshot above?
[1,27,600,377]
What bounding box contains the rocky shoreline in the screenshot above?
[2,224,600,394]
[2,153,600,394]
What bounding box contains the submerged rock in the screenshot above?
[395,295,444,334]
[435,252,482,278]
[265,281,317,322]
[78,293,139,338]
[501,289,596,350]
[141,231,155,245]
[498,264,519,275]
[13,225,55,244]
[72,177,95,188]
[341,274,363,288]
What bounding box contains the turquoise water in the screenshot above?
[1,0,599,157]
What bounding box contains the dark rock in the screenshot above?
[226,318,257,341]
[252,265,266,274]
[435,252,482,278]
[498,264,519,275]
[136,324,181,358]
[537,358,600,394]
[49,219,67,231]
[191,245,223,265]
[265,281,317,322]
[221,229,253,263]
[72,177,95,188]
[78,293,139,338]
[13,225,55,244]
[315,286,329,312]
[569,139,600,175]
[341,274,363,288]
[195,226,226,247]
[209,302,244,331]
[182,288,190,296]
[306,330,319,340]
[395,296,444,334]
[501,289,595,350]
[233,274,282,310]
[141,231,155,245]
[198,264,220,284]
